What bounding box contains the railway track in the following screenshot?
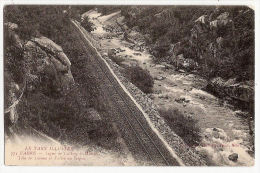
[71,21,182,166]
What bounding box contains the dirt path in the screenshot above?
[83,9,254,166]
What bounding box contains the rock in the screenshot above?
[85,108,102,121]
[178,69,185,73]
[33,36,63,52]
[195,15,208,24]
[33,36,71,67]
[210,20,218,28]
[183,58,197,70]
[171,54,195,70]
[133,52,142,56]
[234,110,248,118]
[4,22,18,30]
[161,62,174,69]
[175,97,189,103]
[228,153,238,162]
[213,128,219,132]
[158,94,169,99]
[183,99,190,103]
[24,37,74,96]
[208,77,254,102]
[210,12,232,29]
[225,78,237,86]
[198,95,206,100]
[226,82,254,102]
[154,76,166,81]
[212,77,226,86]
[212,130,220,138]
[247,150,254,157]
[217,12,229,20]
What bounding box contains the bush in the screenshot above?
[159,108,201,147]
[107,49,125,65]
[110,55,125,65]
[124,66,154,94]
[81,16,94,32]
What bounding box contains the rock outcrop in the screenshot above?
[4,22,75,126]
[206,77,254,103]
[24,36,74,96]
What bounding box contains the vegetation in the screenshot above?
[108,51,125,65]
[124,66,154,94]
[81,16,95,32]
[97,6,121,15]
[4,6,120,149]
[159,108,201,147]
[120,6,254,81]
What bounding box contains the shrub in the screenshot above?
[108,49,125,65]
[159,108,201,147]
[124,66,154,94]
[81,16,95,32]
[110,55,125,65]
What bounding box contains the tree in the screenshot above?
[81,16,94,32]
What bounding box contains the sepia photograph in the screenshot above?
[2,3,255,167]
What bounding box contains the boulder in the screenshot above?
[33,36,63,52]
[228,153,238,162]
[24,38,74,96]
[209,12,232,29]
[32,36,71,67]
[154,76,166,81]
[217,12,229,20]
[207,77,254,102]
[195,15,208,24]
[226,82,254,102]
[210,20,218,28]
[4,22,18,30]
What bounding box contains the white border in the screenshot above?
[0,1,259,173]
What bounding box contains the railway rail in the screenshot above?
[71,20,182,166]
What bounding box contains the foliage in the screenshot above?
[124,66,154,93]
[81,16,95,32]
[3,5,94,43]
[159,108,201,147]
[4,26,25,84]
[120,6,254,81]
[108,52,125,65]
[4,6,119,147]
[97,6,121,15]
